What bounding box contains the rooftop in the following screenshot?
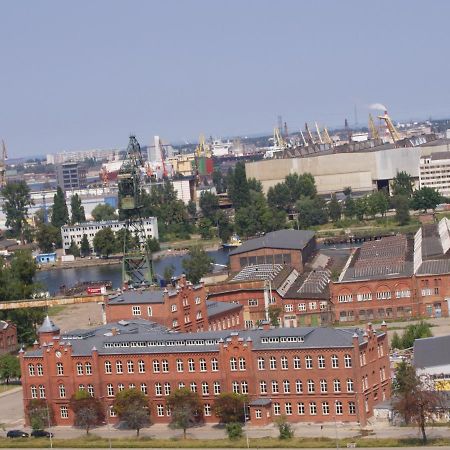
[414,335,450,368]
[38,316,60,334]
[108,289,165,305]
[206,300,242,318]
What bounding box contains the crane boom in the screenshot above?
[378,111,400,143]
[315,121,324,144]
[368,113,380,140]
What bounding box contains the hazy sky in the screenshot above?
[2,0,450,157]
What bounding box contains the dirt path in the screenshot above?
[49,302,104,333]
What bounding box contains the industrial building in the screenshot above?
[0,320,18,356]
[419,152,450,197]
[56,162,87,192]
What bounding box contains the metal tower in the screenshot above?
[117,135,154,287]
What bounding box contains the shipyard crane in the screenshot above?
[378,110,401,144]
[323,127,334,146]
[299,130,307,146]
[305,123,315,144]
[273,127,286,149]
[117,135,153,287]
[368,113,380,140]
[195,135,211,158]
[315,122,324,144]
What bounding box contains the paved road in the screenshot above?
[0,387,24,429]
[0,447,444,450]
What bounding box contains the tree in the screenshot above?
[91,203,118,221]
[343,196,357,219]
[67,240,80,257]
[393,361,441,443]
[93,227,116,257]
[80,234,91,257]
[367,191,389,218]
[328,194,341,223]
[343,186,352,197]
[227,162,250,210]
[35,224,60,253]
[70,194,86,224]
[198,217,213,239]
[285,173,317,201]
[187,200,197,217]
[0,354,20,384]
[216,211,233,244]
[51,187,69,228]
[167,388,202,439]
[182,246,213,284]
[391,331,401,350]
[268,306,281,327]
[399,321,432,349]
[411,187,442,212]
[27,399,54,430]
[146,237,160,253]
[392,171,414,198]
[1,181,33,242]
[214,393,247,424]
[226,422,243,440]
[247,177,262,193]
[70,390,105,434]
[112,388,150,436]
[354,197,368,221]
[276,416,294,439]
[199,192,219,221]
[393,195,410,225]
[212,169,226,194]
[163,264,175,285]
[267,183,291,211]
[296,197,328,229]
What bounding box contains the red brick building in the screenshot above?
[229,229,316,272]
[20,317,390,427]
[0,320,18,355]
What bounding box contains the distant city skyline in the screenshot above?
[2,0,450,157]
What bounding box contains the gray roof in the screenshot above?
[416,259,450,275]
[229,230,315,256]
[37,316,60,333]
[414,335,450,368]
[108,289,165,305]
[206,300,242,318]
[24,319,381,358]
[231,264,284,282]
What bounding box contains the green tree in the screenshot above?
[146,237,160,253]
[182,246,213,284]
[276,416,294,439]
[70,194,86,224]
[187,200,197,217]
[227,162,250,210]
[367,191,389,218]
[69,390,105,434]
[247,177,263,193]
[328,194,341,223]
[400,321,433,349]
[198,217,213,239]
[344,196,357,219]
[27,399,54,430]
[167,388,202,439]
[226,422,243,440]
[163,264,175,285]
[216,211,233,244]
[285,173,317,201]
[0,354,20,384]
[112,388,150,436]
[354,197,368,221]
[91,203,118,221]
[1,181,33,242]
[392,195,410,225]
[51,187,69,228]
[80,234,91,257]
[392,171,414,198]
[391,331,401,350]
[35,224,60,253]
[214,393,247,424]
[411,187,442,212]
[67,240,80,257]
[296,197,328,229]
[93,227,116,257]
[199,191,219,220]
[267,183,291,211]
[212,169,226,194]
[268,306,281,327]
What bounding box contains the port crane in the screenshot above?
[368,113,380,140]
[378,110,401,144]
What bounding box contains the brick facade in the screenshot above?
[0,320,18,355]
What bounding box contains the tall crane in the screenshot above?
[368,113,380,140]
[305,123,314,144]
[117,135,153,287]
[323,127,334,146]
[273,127,286,149]
[378,110,401,144]
[315,122,324,144]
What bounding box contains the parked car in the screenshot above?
[7,430,29,438]
[31,429,53,438]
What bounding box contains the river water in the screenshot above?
[35,248,231,295]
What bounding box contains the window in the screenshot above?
[320,379,327,393]
[87,385,94,397]
[76,362,83,375]
[107,384,114,396]
[241,381,248,394]
[195,296,201,305]
[283,380,290,394]
[31,385,37,399]
[271,380,279,394]
[28,364,35,376]
[245,320,254,329]
[57,362,64,375]
[331,354,339,368]
[60,406,68,419]
[258,357,265,370]
[239,357,246,371]
[293,356,301,369]
[132,306,141,316]
[318,355,325,369]
[202,382,209,396]
[309,402,317,415]
[309,301,317,310]
[213,381,221,395]
[344,354,352,368]
[357,292,372,302]
[421,288,432,296]
[349,401,356,415]
[190,382,197,393]
[307,379,315,393]
[260,381,267,394]
[335,401,343,415]
[147,306,153,316]
[127,360,134,374]
[39,385,46,398]
[285,304,293,312]
[176,359,184,372]
[333,379,341,393]
[273,402,281,415]
[248,299,258,306]
[281,356,288,370]
[255,409,262,419]
[376,291,391,300]
[322,401,330,415]
[157,404,164,417]
[85,363,92,375]
[270,357,277,370]
[105,361,112,374]
[230,357,237,371]
[197,358,206,372]
[232,381,239,393]
[298,303,306,311]
[162,360,169,373]
[204,403,211,416]
[164,382,171,396]
[211,358,219,372]
[295,379,303,393]
[179,382,185,389]
[116,361,123,374]
[298,402,305,415]
[347,378,354,393]
[37,364,43,376]
[138,360,145,373]
[396,290,411,298]
[188,359,195,372]
[171,304,177,312]
[118,383,124,392]
[338,294,353,303]
[59,385,66,398]
[153,360,160,373]
[305,355,313,369]
[285,402,292,415]
[141,383,147,395]
[172,319,178,327]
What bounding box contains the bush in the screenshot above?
[276,416,294,440]
[226,422,243,440]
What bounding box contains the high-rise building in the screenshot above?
[56,162,87,191]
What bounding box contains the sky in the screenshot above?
[2,0,450,157]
